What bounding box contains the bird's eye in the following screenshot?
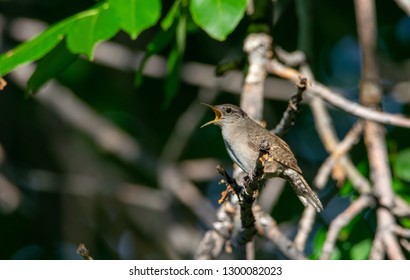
[225,107,232,114]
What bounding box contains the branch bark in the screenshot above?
[355,0,404,260]
[254,206,307,260]
[267,60,410,128]
[271,77,308,137]
[320,195,374,259]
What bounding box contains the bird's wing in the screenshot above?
[267,134,302,174]
[247,128,302,174]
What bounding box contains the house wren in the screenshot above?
[201,104,323,212]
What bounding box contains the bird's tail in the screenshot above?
[282,168,323,212]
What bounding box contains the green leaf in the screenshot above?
[330,246,342,260]
[109,0,161,39]
[161,0,181,30]
[176,10,186,53]
[27,40,77,95]
[394,148,410,182]
[66,3,121,59]
[163,12,186,107]
[134,22,176,87]
[339,214,361,241]
[350,239,371,260]
[393,178,410,204]
[190,0,247,41]
[0,17,75,76]
[164,44,183,108]
[339,180,354,197]
[392,179,406,193]
[312,228,341,259]
[313,227,327,255]
[0,1,120,75]
[399,217,410,228]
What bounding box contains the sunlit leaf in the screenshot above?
[312,227,326,256]
[0,17,75,76]
[339,180,354,196]
[109,0,161,39]
[190,0,247,41]
[0,1,120,75]
[161,0,181,31]
[66,3,121,59]
[330,246,341,260]
[350,239,371,260]
[399,217,410,229]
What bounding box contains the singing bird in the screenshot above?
[201,104,323,212]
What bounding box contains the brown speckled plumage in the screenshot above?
[202,104,323,212]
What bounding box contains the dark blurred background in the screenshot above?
[0,0,409,259]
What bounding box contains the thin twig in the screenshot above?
[267,60,410,129]
[254,206,307,260]
[376,208,404,259]
[314,121,364,188]
[320,195,374,259]
[369,233,385,259]
[274,46,306,67]
[393,225,410,238]
[399,239,410,254]
[395,0,410,16]
[194,200,236,260]
[293,206,316,252]
[338,158,372,194]
[272,77,308,137]
[393,196,410,218]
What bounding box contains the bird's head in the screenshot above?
[200,104,247,128]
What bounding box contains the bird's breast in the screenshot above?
[221,126,258,174]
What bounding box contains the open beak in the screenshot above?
[200,103,222,128]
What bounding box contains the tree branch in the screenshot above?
[395,0,410,15]
[314,121,364,188]
[320,195,374,259]
[236,23,273,259]
[271,77,308,137]
[293,206,316,252]
[194,200,236,260]
[254,205,307,260]
[241,33,272,121]
[267,60,410,128]
[355,0,404,260]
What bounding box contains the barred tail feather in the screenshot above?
[282,168,323,212]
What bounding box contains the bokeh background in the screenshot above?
[0,0,410,259]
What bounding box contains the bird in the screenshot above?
[201,103,323,212]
